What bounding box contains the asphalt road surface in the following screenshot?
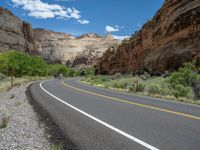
[29,78,200,150]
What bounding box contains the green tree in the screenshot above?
[0,51,23,86]
[0,51,49,86]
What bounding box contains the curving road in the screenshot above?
[29,78,200,150]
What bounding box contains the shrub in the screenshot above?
[172,84,193,98]
[148,84,162,95]
[84,67,95,76]
[0,113,9,129]
[48,64,80,77]
[168,61,200,87]
[168,61,200,99]
[50,143,62,150]
[128,81,145,92]
[135,82,146,92]
[111,73,122,80]
[112,80,128,89]
[97,76,110,83]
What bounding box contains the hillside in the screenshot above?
[96,0,200,75]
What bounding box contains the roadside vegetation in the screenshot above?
[0,74,47,93]
[50,143,62,150]
[81,61,200,105]
[0,51,80,90]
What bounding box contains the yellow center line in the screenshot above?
[61,80,200,120]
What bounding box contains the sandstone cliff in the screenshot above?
[97,0,200,75]
[0,7,36,54]
[34,29,120,66]
[0,7,120,67]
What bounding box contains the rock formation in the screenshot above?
[34,29,120,66]
[0,7,120,67]
[0,7,36,54]
[96,0,200,75]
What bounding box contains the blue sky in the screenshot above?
[0,0,164,37]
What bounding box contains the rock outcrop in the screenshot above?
[34,29,120,66]
[0,7,36,54]
[97,0,200,75]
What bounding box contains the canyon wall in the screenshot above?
[0,7,120,68]
[97,0,200,75]
[34,30,120,67]
[0,7,36,54]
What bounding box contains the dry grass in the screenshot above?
[0,76,50,94]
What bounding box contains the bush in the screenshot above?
[135,82,145,92]
[0,113,9,129]
[112,80,128,89]
[84,67,95,76]
[50,143,62,150]
[168,61,200,87]
[96,76,110,83]
[148,84,162,95]
[128,81,145,92]
[172,84,193,98]
[48,64,80,77]
[111,73,122,80]
[168,61,200,99]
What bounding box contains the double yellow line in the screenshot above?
[61,80,200,120]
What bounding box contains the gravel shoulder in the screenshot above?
[0,82,78,150]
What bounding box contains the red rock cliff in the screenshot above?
[97,0,200,75]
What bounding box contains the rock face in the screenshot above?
[34,29,120,66]
[97,0,200,75]
[0,7,35,54]
[0,7,120,67]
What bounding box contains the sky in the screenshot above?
[0,0,164,38]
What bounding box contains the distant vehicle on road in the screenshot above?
[58,74,63,79]
[54,73,63,79]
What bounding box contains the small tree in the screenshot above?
[0,51,22,86]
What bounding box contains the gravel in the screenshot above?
[0,83,50,150]
[0,82,79,150]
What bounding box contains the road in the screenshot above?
[29,78,200,150]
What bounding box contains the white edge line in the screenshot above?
[39,81,159,150]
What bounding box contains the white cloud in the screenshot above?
[11,0,89,24]
[69,8,81,19]
[112,35,130,41]
[105,25,119,33]
[78,19,90,24]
